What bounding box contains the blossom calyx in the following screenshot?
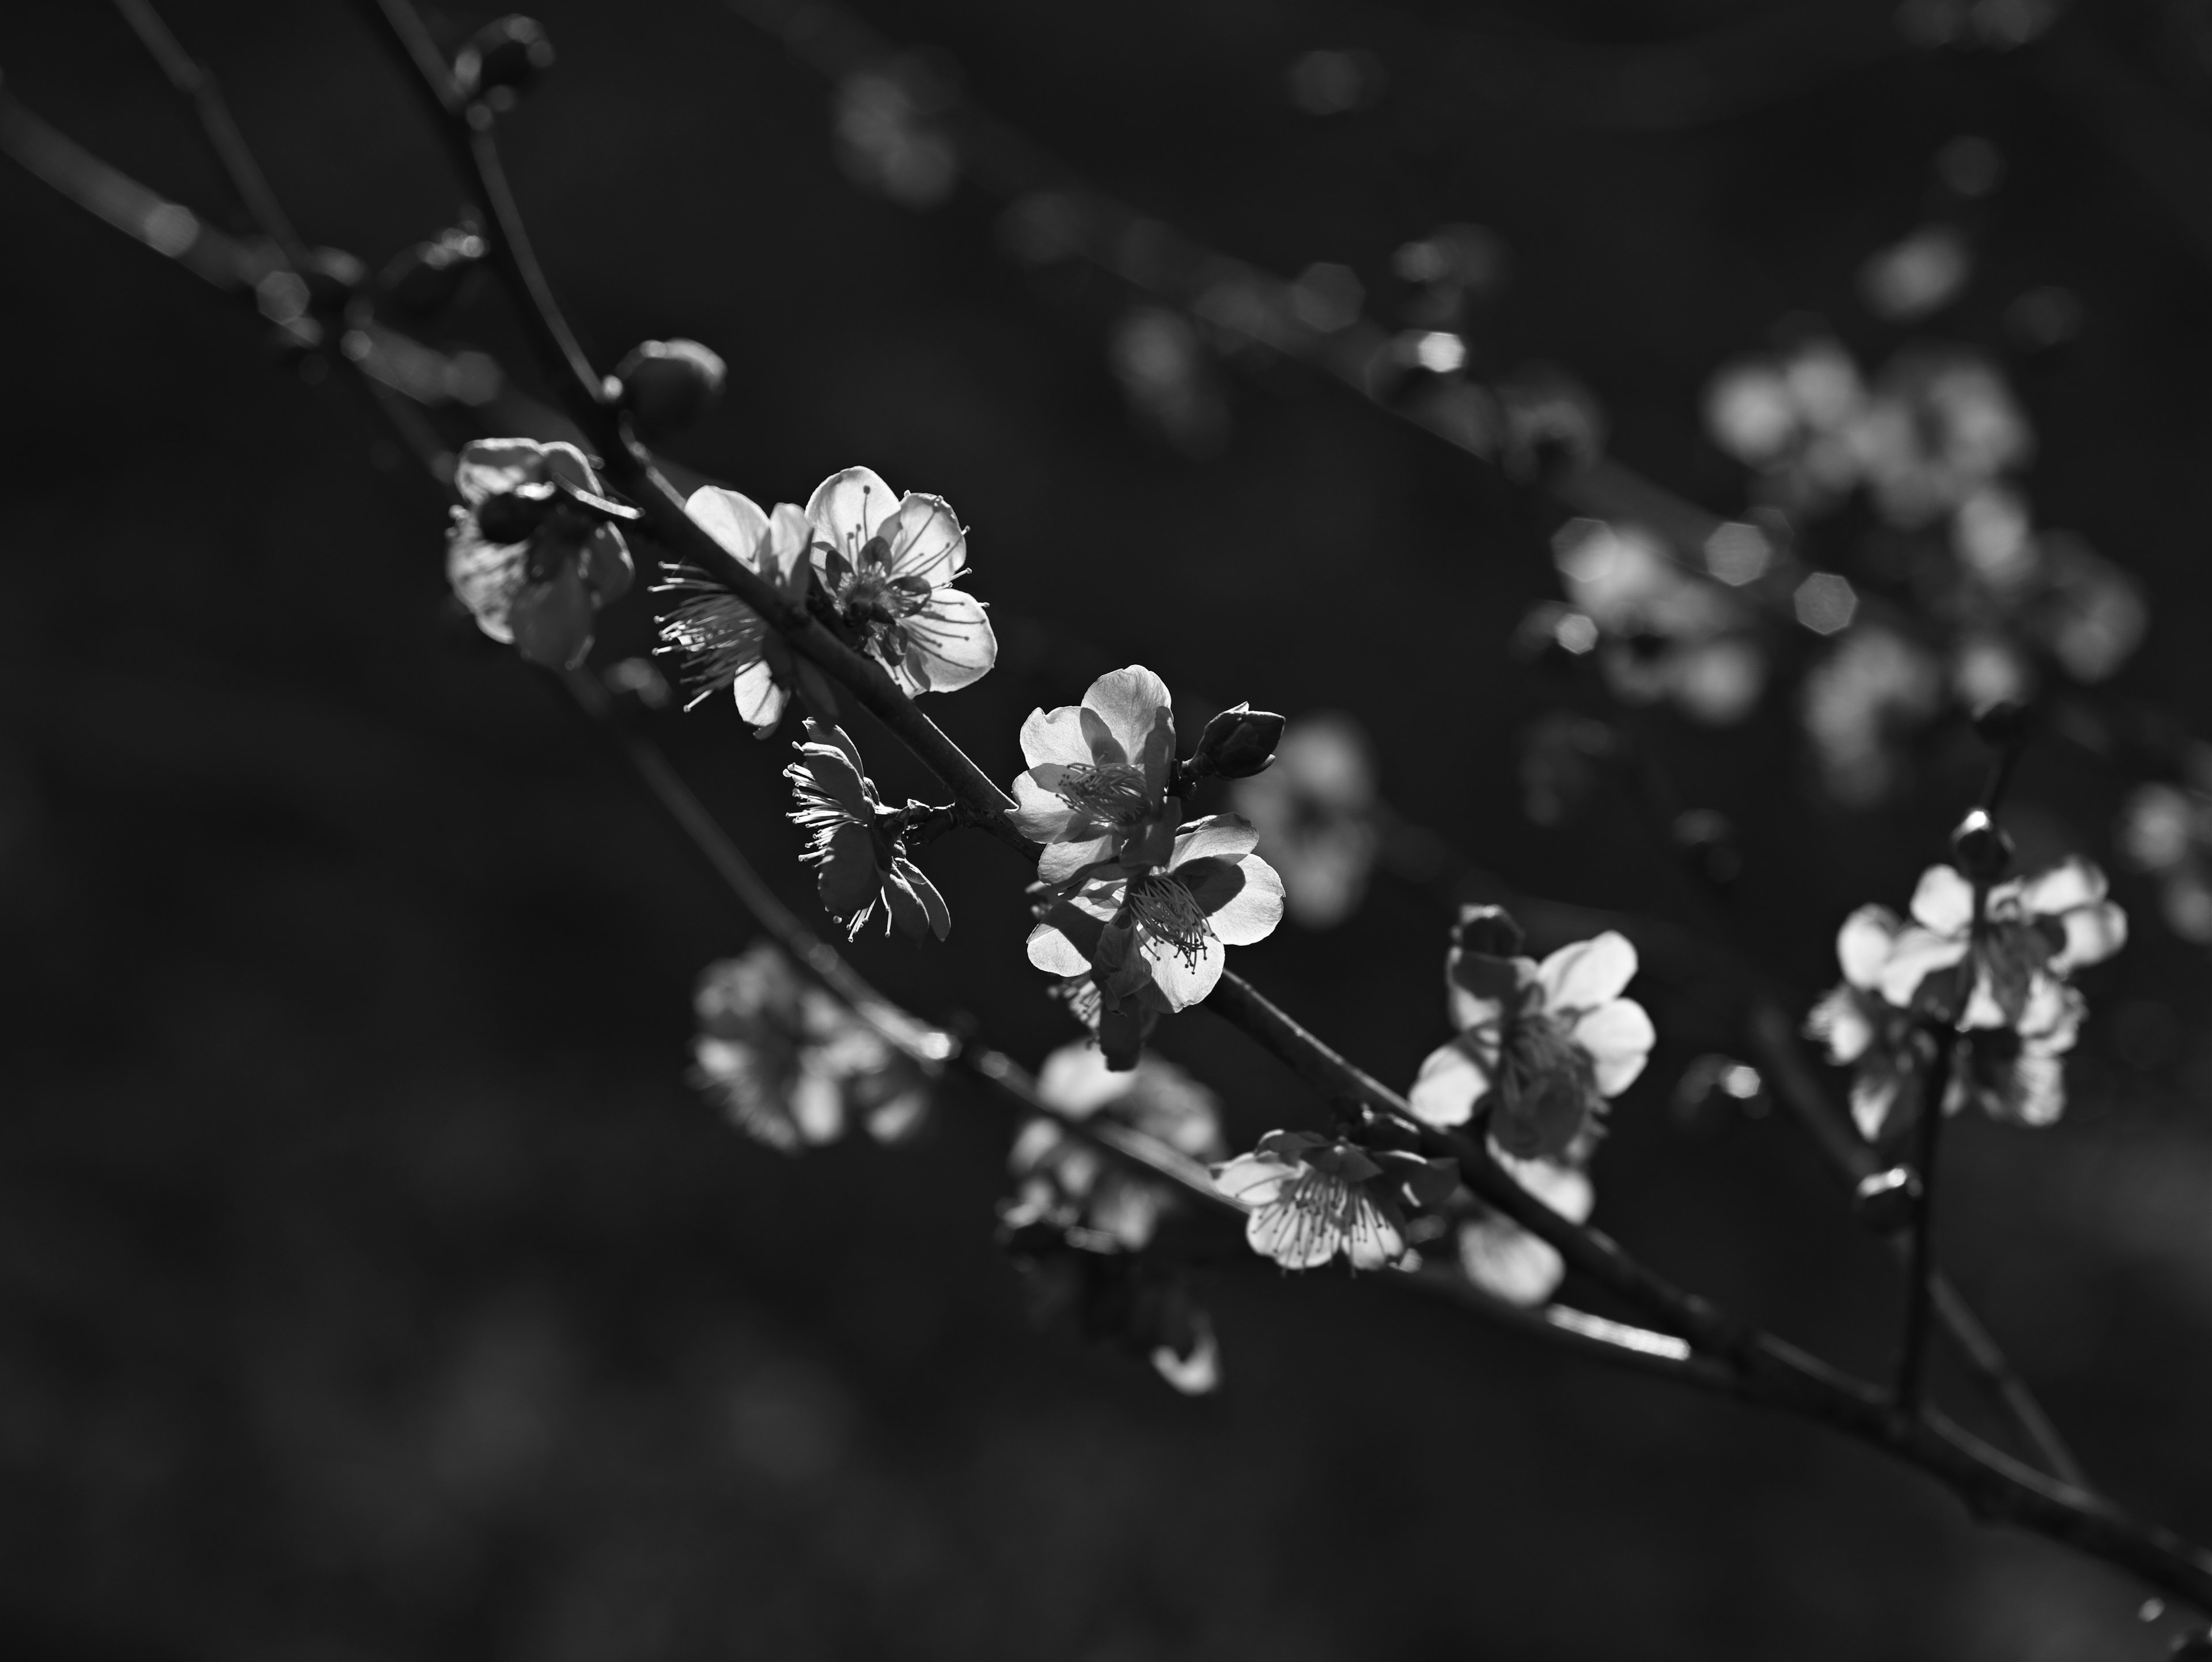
[1187,703,1286,782]
[455,16,555,109]
[615,339,726,440]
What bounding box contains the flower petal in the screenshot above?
[732,658,790,736]
[762,502,815,597]
[1020,705,1093,770]
[1806,985,1874,1065]
[1408,1040,1488,1128]
[1179,854,1284,947]
[685,485,772,566]
[1344,1198,1406,1271]
[900,586,997,694]
[1836,905,1902,990]
[2018,856,2108,918]
[798,737,871,820]
[454,437,545,505]
[1142,927,1225,1011]
[1038,835,1115,885]
[2054,901,2127,973]
[817,824,884,919]
[1536,932,1638,1014]
[1877,927,1970,1007]
[1036,1042,1130,1118]
[1083,667,1174,768]
[896,857,952,941]
[1910,865,1976,935]
[1026,919,1094,978]
[1573,998,1656,1097]
[1249,1201,1335,1270]
[1211,1151,1295,1209]
[446,529,525,641]
[882,491,968,585]
[804,466,897,568]
[1458,1218,1566,1308]
[1170,815,1261,867]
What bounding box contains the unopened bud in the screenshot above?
[615,338,728,440]
[377,229,485,319]
[455,16,554,109]
[1853,1165,1922,1234]
[1190,702,1286,779]
[1453,903,1525,959]
[1950,808,2014,885]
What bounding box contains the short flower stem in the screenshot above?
[1896,1027,1958,1415]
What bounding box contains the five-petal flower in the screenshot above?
[1408,908,1655,1160]
[786,722,950,941]
[1010,666,1181,883]
[657,486,817,735]
[1211,1130,1456,1271]
[806,467,996,695]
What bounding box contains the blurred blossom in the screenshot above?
[1793,573,1858,635]
[1897,0,2066,49]
[1704,336,1866,508]
[2032,534,2147,682]
[2006,284,2082,350]
[1952,485,2037,592]
[834,60,959,209]
[1230,711,1379,928]
[2120,773,2212,944]
[1552,519,1764,724]
[1496,364,1605,478]
[1109,308,1229,456]
[1456,1152,1592,1309]
[1285,48,1386,115]
[1397,330,1467,374]
[1393,222,1508,329]
[690,944,931,1153]
[1859,225,1971,322]
[1802,625,1944,805]
[1289,262,1365,334]
[1859,348,2031,528]
[1702,521,1772,586]
[1005,1043,1226,1252]
[998,189,1089,265]
[1950,631,2033,711]
[446,438,634,672]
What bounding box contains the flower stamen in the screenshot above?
[1129,875,1211,968]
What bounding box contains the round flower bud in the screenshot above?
[1190,702,1286,780]
[454,16,555,107]
[1949,807,2014,885]
[1453,903,1525,959]
[615,339,728,440]
[1853,1165,1922,1235]
[377,230,485,320]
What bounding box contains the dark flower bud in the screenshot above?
[1853,1165,1922,1235]
[1950,807,2014,885]
[377,230,485,320]
[1189,702,1286,779]
[615,338,728,440]
[1453,903,1525,959]
[454,16,555,108]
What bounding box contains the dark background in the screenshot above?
[5,1,2212,1656]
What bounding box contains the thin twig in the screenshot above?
[1896,1027,1956,1411]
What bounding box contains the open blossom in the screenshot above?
[690,943,930,1152]
[1408,907,1654,1161]
[1809,861,2121,1137]
[1026,817,1284,1059]
[1876,858,2126,1029]
[1006,1042,1226,1251]
[1456,1152,1593,1309]
[786,722,950,941]
[806,467,995,695]
[1211,1130,1456,1271]
[1011,667,1180,883]
[657,486,816,735]
[446,438,634,669]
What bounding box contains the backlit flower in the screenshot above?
[786,722,950,941]
[657,486,815,736]
[1011,666,1180,883]
[690,943,930,1152]
[1409,908,1654,1160]
[806,467,995,695]
[1876,858,2126,1029]
[1006,1042,1225,1251]
[1229,710,1378,929]
[446,438,634,670]
[1211,1130,1456,1272]
[1025,816,1284,1046]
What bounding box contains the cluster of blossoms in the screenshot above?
[445,438,637,670]
[1701,336,2144,805]
[997,1043,1228,1394]
[1808,849,2127,1138]
[690,944,933,1152]
[2119,764,2212,945]
[1019,668,1287,1067]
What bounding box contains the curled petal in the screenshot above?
[1409,1040,1488,1128]
[1536,932,1637,1014]
[882,491,968,585]
[1150,1322,1221,1396]
[1573,998,1656,1097]
[900,586,998,694]
[537,441,601,495]
[895,857,952,941]
[1910,865,1976,935]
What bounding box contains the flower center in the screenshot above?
[1053,762,1152,827]
[1276,1168,1382,1263]
[1127,875,1211,969]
